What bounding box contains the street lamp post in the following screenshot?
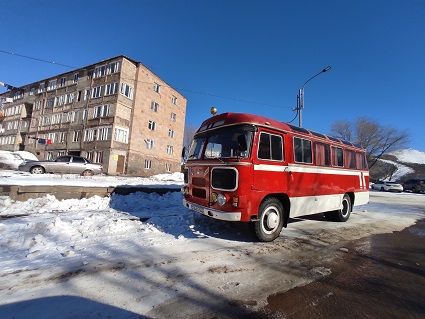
[293,66,331,127]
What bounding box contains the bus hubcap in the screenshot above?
[266,212,279,229]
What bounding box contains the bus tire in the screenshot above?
[333,194,352,222]
[253,197,284,242]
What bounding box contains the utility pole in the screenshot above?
[293,66,331,127]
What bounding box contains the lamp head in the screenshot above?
[322,66,331,72]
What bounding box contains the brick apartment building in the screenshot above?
[0,55,187,176]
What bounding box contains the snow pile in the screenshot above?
[379,159,413,181]
[0,170,184,187]
[390,148,425,164]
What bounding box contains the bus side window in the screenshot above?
[294,137,312,164]
[315,142,330,166]
[356,152,367,169]
[331,146,343,167]
[344,149,356,168]
[258,132,284,161]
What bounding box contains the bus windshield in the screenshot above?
[188,125,255,160]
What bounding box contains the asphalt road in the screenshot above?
[254,218,425,318]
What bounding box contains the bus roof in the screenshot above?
[197,112,363,149]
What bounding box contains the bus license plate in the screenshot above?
[191,204,204,214]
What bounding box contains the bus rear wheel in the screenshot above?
[324,194,352,222]
[253,197,284,242]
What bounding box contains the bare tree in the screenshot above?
[330,117,410,168]
[330,120,352,141]
[182,124,198,160]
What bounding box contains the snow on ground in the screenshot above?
[390,148,425,164]
[1,170,425,318]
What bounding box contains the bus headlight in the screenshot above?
[181,186,189,196]
[217,194,226,206]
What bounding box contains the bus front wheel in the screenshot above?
[253,197,284,242]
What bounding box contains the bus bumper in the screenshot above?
[182,199,242,222]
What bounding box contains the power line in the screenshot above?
[0,49,292,110]
[0,49,77,69]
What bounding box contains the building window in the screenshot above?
[106,61,121,74]
[34,100,43,110]
[65,93,74,104]
[105,82,118,95]
[56,95,65,107]
[72,131,80,142]
[46,152,54,160]
[144,159,152,169]
[47,79,57,91]
[172,96,177,105]
[146,139,154,149]
[30,88,35,96]
[151,101,159,112]
[98,126,111,141]
[170,112,176,122]
[168,129,174,138]
[84,128,95,142]
[87,151,103,163]
[148,120,156,131]
[51,113,61,125]
[73,73,79,83]
[46,98,55,108]
[120,83,134,99]
[154,83,160,93]
[91,85,103,98]
[165,163,172,172]
[60,77,67,87]
[59,132,67,143]
[82,109,88,121]
[167,145,173,155]
[93,65,106,78]
[38,83,45,94]
[47,132,57,143]
[93,105,110,118]
[84,89,90,100]
[114,127,129,144]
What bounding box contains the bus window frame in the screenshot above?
[293,136,313,164]
[257,131,285,162]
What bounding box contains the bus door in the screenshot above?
[253,131,288,192]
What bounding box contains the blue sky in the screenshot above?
[1,0,424,151]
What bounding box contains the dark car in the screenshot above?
[402,179,425,193]
[18,155,103,176]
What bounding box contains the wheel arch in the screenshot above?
[252,193,290,228]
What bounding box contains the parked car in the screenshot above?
[371,181,403,193]
[12,151,39,162]
[402,179,425,193]
[0,150,24,170]
[18,155,103,176]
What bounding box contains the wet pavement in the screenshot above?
[259,219,425,318]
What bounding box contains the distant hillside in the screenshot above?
[370,148,425,182]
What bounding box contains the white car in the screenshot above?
[372,181,403,193]
[0,150,25,170]
[12,151,39,162]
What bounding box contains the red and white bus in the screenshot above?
[182,112,369,241]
